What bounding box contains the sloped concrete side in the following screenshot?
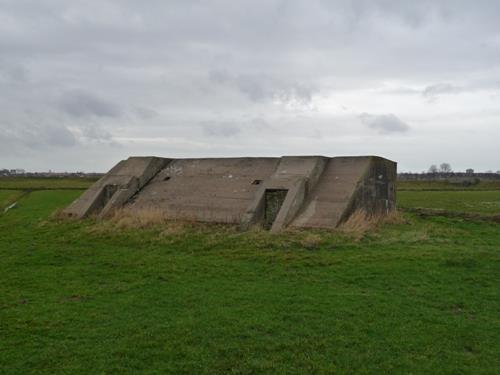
[62,156,168,219]
[240,156,327,232]
[290,157,372,229]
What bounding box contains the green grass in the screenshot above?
[1,189,500,374]
[398,180,500,191]
[398,190,500,215]
[0,177,99,190]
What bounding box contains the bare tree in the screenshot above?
[428,164,438,174]
[439,163,452,173]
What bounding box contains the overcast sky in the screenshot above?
[1,0,500,172]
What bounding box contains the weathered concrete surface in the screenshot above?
[291,156,396,229]
[132,158,279,223]
[64,155,396,230]
[62,156,168,219]
[240,156,327,232]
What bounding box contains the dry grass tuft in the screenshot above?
[159,222,191,237]
[299,233,323,250]
[109,207,170,229]
[50,208,75,221]
[383,209,408,225]
[338,209,406,240]
[87,207,240,239]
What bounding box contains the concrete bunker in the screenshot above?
[63,155,397,232]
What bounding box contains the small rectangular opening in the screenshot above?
[264,189,288,230]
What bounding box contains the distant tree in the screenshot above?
[466,168,474,175]
[439,163,452,173]
[428,164,438,174]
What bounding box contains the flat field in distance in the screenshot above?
[398,190,500,215]
[397,179,500,191]
[1,179,499,374]
[0,177,99,190]
[398,180,500,215]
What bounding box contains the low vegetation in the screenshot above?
[337,209,406,239]
[1,182,499,374]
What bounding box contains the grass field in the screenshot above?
[0,177,99,190]
[397,179,500,191]
[1,181,500,374]
[398,190,500,215]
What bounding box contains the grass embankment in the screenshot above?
[0,190,23,206]
[1,189,499,374]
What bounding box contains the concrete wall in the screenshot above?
[63,155,397,230]
[341,156,397,223]
[132,158,279,224]
[291,157,373,229]
[62,156,168,219]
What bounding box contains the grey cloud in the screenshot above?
[209,70,232,85]
[422,81,500,100]
[134,107,159,120]
[0,62,28,83]
[0,123,77,155]
[200,117,272,137]
[422,83,463,98]
[359,113,410,134]
[209,69,316,106]
[249,117,271,130]
[58,90,122,118]
[201,121,242,137]
[41,124,77,147]
[80,125,113,142]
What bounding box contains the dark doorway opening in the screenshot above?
[264,189,288,229]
